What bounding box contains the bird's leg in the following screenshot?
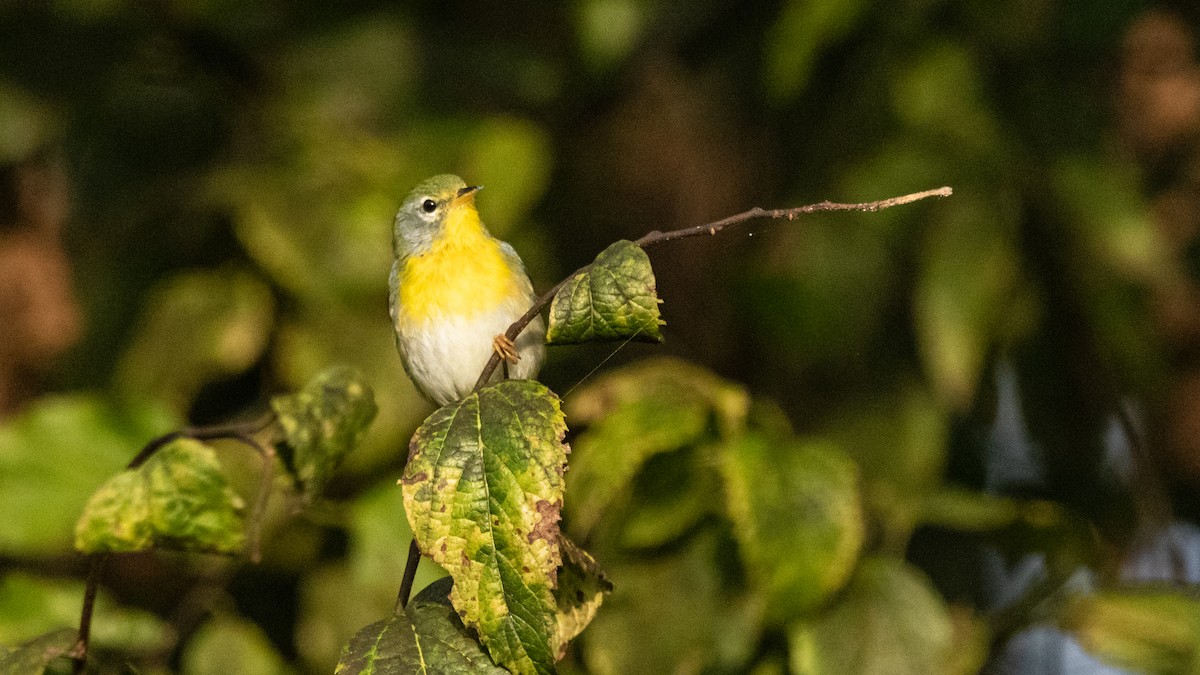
[492,334,520,365]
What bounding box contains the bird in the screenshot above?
[389,174,545,406]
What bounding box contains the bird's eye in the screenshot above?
[421,199,437,214]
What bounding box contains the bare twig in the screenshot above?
[126,412,277,469]
[70,554,106,673]
[633,186,954,248]
[472,186,953,388]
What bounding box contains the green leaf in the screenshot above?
[115,268,275,412]
[0,627,77,675]
[182,615,290,675]
[581,531,760,675]
[574,0,646,74]
[789,557,952,675]
[0,81,55,164]
[348,482,448,597]
[271,365,378,500]
[552,538,612,660]
[545,240,664,345]
[75,438,245,555]
[564,357,748,537]
[400,380,568,675]
[0,395,178,556]
[336,578,508,675]
[613,447,721,550]
[295,481,450,671]
[721,433,863,623]
[1053,156,1170,284]
[890,43,1003,152]
[1060,588,1200,675]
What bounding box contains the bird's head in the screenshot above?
[393,174,483,257]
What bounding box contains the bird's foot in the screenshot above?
[493,334,520,364]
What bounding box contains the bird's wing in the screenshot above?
[498,241,537,297]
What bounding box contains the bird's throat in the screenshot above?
[398,205,519,324]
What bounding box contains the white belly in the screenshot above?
[397,300,545,405]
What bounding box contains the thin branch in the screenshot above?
[126,412,277,470]
[472,186,953,388]
[633,186,954,248]
[394,539,423,613]
[70,554,106,673]
[125,430,185,470]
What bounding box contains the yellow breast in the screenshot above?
[398,204,520,325]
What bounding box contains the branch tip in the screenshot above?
[469,185,953,393]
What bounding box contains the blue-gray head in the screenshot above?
[392,174,483,258]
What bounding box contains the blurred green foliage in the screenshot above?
[0,0,1197,673]
[74,438,246,555]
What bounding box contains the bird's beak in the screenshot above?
[453,185,482,207]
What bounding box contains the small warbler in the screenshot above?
[389,174,545,405]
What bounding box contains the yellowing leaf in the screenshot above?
[271,365,378,501]
[400,380,568,675]
[546,240,664,345]
[75,439,245,555]
[721,434,863,623]
[553,538,612,660]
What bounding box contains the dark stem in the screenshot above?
[70,554,106,673]
[126,412,277,470]
[125,430,184,469]
[394,539,422,613]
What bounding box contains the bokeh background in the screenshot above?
[3,0,1200,673]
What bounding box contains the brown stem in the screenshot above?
[70,554,106,673]
[394,539,423,613]
[126,412,277,470]
[472,186,953,389]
